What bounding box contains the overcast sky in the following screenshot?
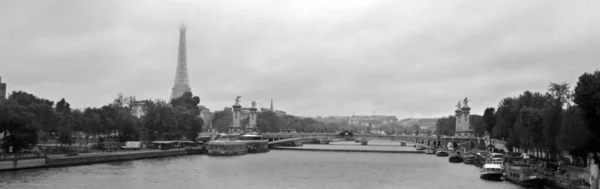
[1,0,599,118]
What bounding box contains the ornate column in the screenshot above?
[461,98,472,137]
[247,101,258,133]
[455,100,463,137]
[231,96,242,133]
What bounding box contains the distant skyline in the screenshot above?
[1,0,599,118]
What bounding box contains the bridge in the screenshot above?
[262,133,486,149]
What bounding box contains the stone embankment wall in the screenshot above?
[0,158,47,171]
[46,149,187,167]
[1,149,188,171]
[0,153,47,171]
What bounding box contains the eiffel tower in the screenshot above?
[170,24,191,101]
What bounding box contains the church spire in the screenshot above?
[170,24,191,100]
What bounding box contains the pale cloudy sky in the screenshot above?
[1,0,599,118]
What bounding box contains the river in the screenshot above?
[0,141,525,189]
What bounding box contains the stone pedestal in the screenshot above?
[230,104,242,133]
[246,106,257,133]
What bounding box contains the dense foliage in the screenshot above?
[482,70,600,164]
[0,91,203,152]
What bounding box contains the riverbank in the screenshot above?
[1,148,192,171]
[46,149,187,167]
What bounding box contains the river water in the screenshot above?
[0,141,525,189]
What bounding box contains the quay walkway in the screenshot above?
[1,148,190,171]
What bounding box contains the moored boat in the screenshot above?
[449,151,463,163]
[504,163,544,188]
[436,150,449,157]
[206,140,248,156]
[416,146,426,151]
[239,134,270,153]
[487,153,505,169]
[463,153,476,164]
[206,134,248,156]
[480,163,504,181]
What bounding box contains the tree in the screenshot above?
[54,98,75,145]
[82,108,103,138]
[573,70,600,152]
[257,111,282,132]
[142,100,175,140]
[8,91,57,135]
[170,92,200,112]
[514,107,544,156]
[543,82,571,159]
[212,110,232,132]
[482,107,496,135]
[256,118,269,132]
[557,106,590,164]
[435,116,455,136]
[0,99,39,152]
[56,98,71,113]
[470,114,485,136]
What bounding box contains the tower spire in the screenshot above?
[170,24,191,100]
[270,98,273,111]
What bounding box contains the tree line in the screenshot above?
[481,70,600,165]
[0,91,203,152]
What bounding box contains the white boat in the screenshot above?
[206,134,248,156]
[480,163,503,181]
[486,153,505,169]
[239,134,270,153]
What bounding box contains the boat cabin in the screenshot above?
[482,164,503,172]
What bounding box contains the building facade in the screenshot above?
[349,115,398,134]
[349,115,398,126]
[398,118,438,131]
[199,106,213,132]
[315,116,350,124]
